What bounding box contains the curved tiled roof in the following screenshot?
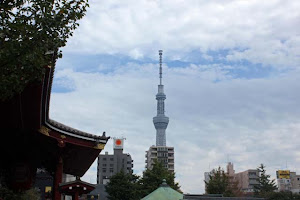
[48,119,107,140]
[141,180,183,200]
[43,64,109,142]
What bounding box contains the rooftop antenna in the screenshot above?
[159,50,163,85]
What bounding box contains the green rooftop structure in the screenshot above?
[141,179,183,200]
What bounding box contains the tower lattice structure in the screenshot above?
[153,50,169,146]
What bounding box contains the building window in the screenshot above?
[103,164,106,167]
[102,168,106,173]
[110,164,113,167]
[110,168,113,173]
[110,158,114,161]
[103,158,106,161]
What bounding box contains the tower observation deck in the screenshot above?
[153,50,169,146]
[146,50,174,172]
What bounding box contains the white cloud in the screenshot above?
[226,37,300,68]
[49,0,300,194]
[50,63,300,193]
[61,0,300,68]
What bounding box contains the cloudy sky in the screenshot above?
[50,0,300,193]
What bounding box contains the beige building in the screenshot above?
[145,146,174,172]
[290,172,300,194]
[277,170,300,194]
[227,162,259,193]
[227,162,235,176]
[234,169,259,192]
[204,163,259,193]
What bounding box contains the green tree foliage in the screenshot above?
[254,164,277,198]
[141,159,180,195]
[204,166,242,197]
[267,191,300,200]
[227,174,243,197]
[0,0,89,100]
[0,187,40,200]
[205,167,230,196]
[105,160,181,199]
[105,171,142,200]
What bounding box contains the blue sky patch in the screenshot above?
[52,75,76,93]
[55,49,283,82]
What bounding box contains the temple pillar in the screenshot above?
[54,156,63,200]
[72,191,79,200]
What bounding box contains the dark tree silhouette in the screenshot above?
[0,0,89,100]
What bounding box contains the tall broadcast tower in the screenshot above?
[145,50,174,172]
[153,50,169,146]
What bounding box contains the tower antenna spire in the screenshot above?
[153,50,168,146]
[159,50,163,85]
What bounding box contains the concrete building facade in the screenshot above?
[145,146,175,172]
[204,163,259,194]
[277,170,300,194]
[97,138,133,184]
[290,172,300,194]
[234,169,259,193]
[227,162,259,193]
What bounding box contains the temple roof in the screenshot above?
[43,66,109,142]
[0,64,110,177]
[141,180,183,200]
[48,118,107,141]
[59,179,96,195]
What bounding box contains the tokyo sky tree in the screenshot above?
[153,50,169,146]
